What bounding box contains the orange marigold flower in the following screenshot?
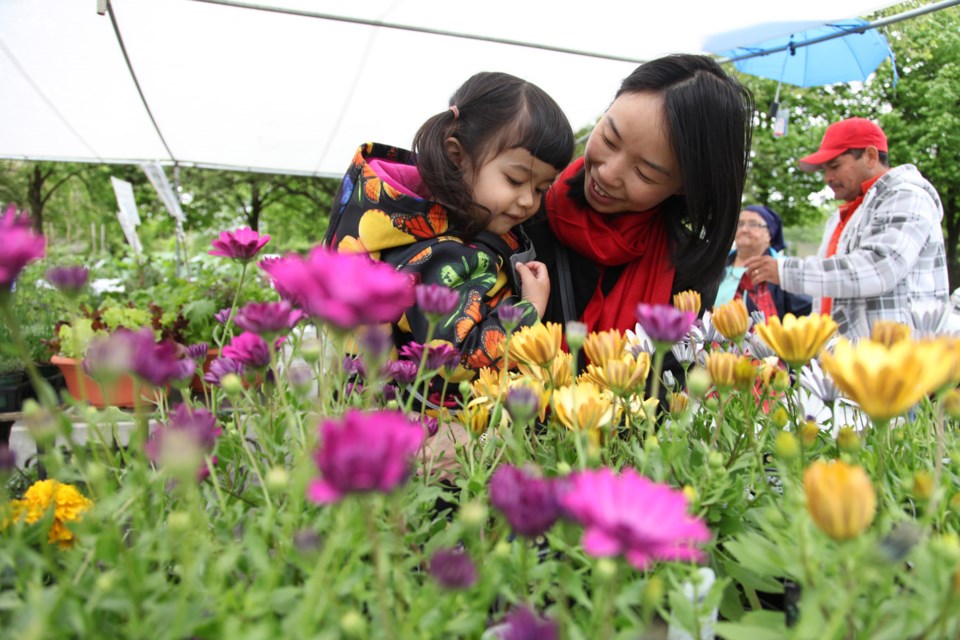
[7,479,93,548]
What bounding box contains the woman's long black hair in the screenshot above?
[568,54,754,292]
[413,71,574,238]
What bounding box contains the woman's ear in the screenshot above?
[445,137,466,170]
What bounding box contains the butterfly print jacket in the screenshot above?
[323,143,540,375]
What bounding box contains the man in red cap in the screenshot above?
[745,117,949,339]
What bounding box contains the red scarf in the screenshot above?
[821,172,885,316]
[545,158,675,333]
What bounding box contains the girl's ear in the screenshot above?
[445,137,466,170]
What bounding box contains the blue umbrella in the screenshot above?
[705,18,896,88]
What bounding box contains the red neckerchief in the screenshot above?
[821,171,886,316]
[545,157,674,333]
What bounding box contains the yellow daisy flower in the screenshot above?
[756,313,837,368]
[711,299,749,343]
[673,290,702,315]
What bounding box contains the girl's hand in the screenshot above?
[516,261,550,318]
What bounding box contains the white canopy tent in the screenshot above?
[1,0,899,178]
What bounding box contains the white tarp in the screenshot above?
[0,0,900,177]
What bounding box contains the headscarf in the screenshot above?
[744,204,785,253]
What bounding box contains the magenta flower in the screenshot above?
[83,330,140,380]
[560,467,710,570]
[131,333,196,387]
[0,205,45,292]
[263,247,414,330]
[0,445,15,473]
[234,300,304,336]
[203,356,245,385]
[383,359,419,385]
[45,266,89,297]
[635,303,696,347]
[420,414,439,438]
[489,465,561,538]
[399,341,461,372]
[185,342,209,361]
[307,409,425,504]
[145,403,221,480]
[222,331,271,369]
[415,283,460,317]
[214,307,232,325]
[429,548,477,590]
[209,227,270,262]
[500,606,558,640]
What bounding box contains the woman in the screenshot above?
[718,205,812,319]
[526,54,754,334]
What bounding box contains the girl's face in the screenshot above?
[458,146,560,236]
[582,92,683,214]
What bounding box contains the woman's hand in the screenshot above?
[516,261,550,318]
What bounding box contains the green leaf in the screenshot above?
[715,610,787,640]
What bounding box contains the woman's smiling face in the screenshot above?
[582,92,683,215]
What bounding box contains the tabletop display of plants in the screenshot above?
[1,203,959,639]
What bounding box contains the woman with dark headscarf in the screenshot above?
[715,205,812,319]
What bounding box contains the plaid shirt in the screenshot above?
[779,164,949,339]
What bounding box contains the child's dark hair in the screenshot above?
[568,54,754,293]
[413,71,574,238]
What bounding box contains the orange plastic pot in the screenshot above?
[51,355,163,408]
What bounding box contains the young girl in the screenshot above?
[324,71,574,374]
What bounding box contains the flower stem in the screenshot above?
[365,503,396,640]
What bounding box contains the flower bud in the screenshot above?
[732,356,758,391]
[668,391,689,417]
[95,570,116,593]
[167,510,192,533]
[803,460,876,541]
[686,366,710,398]
[595,558,617,581]
[458,380,473,401]
[565,321,588,352]
[682,485,698,503]
[644,435,660,451]
[912,471,934,501]
[459,500,488,531]
[774,431,800,460]
[300,338,323,364]
[704,397,719,411]
[642,575,665,610]
[771,406,789,429]
[220,373,243,395]
[708,451,725,469]
[340,610,367,638]
[772,369,791,392]
[22,399,59,444]
[943,389,960,420]
[85,461,107,486]
[556,461,572,476]
[265,466,289,493]
[800,420,820,446]
[836,426,860,453]
[493,540,511,558]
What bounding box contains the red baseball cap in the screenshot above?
[798,117,888,172]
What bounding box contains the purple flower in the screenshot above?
[234,300,304,336]
[561,467,711,570]
[429,548,477,589]
[0,445,16,473]
[358,325,394,360]
[222,331,271,369]
[45,266,89,297]
[130,332,196,387]
[83,330,139,380]
[635,303,696,347]
[399,341,461,372]
[383,359,419,385]
[214,307,232,325]
[185,342,209,361]
[497,304,524,331]
[0,205,45,292]
[420,415,439,438]
[209,227,270,262]
[500,606,558,640]
[262,247,414,330]
[342,356,366,377]
[489,465,561,538]
[505,385,540,423]
[145,404,221,480]
[307,409,425,504]
[203,356,245,385]
[415,283,460,317]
